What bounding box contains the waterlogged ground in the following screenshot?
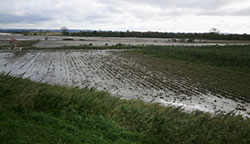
[1,35,250,47]
[0,50,249,117]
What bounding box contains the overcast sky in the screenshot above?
[0,0,250,33]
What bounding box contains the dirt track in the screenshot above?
[0,50,249,117]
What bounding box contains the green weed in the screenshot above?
[0,74,250,144]
[141,45,250,73]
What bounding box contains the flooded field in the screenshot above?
[0,50,249,117]
[1,35,250,48]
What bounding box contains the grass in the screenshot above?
[141,45,250,73]
[24,44,141,50]
[0,40,40,49]
[0,43,140,52]
[0,74,250,144]
[17,40,40,48]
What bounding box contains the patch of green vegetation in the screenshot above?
[69,31,250,41]
[17,40,40,47]
[123,50,250,102]
[62,38,75,41]
[0,74,250,144]
[141,45,250,73]
[0,40,39,49]
[28,44,140,50]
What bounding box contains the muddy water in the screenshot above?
[0,50,249,117]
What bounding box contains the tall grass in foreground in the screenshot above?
[141,45,250,73]
[0,74,250,144]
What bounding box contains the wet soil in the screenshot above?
[0,50,249,117]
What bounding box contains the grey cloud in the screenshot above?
[231,7,250,16]
[0,13,52,23]
[100,0,248,16]
[127,0,235,9]
[197,7,250,16]
[0,0,250,33]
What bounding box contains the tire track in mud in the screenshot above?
[0,50,249,117]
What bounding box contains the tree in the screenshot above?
[209,28,220,34]
[61,26,69,36]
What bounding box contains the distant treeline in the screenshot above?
[69,31,250,41]
[2,29,250,40]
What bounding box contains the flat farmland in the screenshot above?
[0,49,249,117]
[1,35,250,48]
